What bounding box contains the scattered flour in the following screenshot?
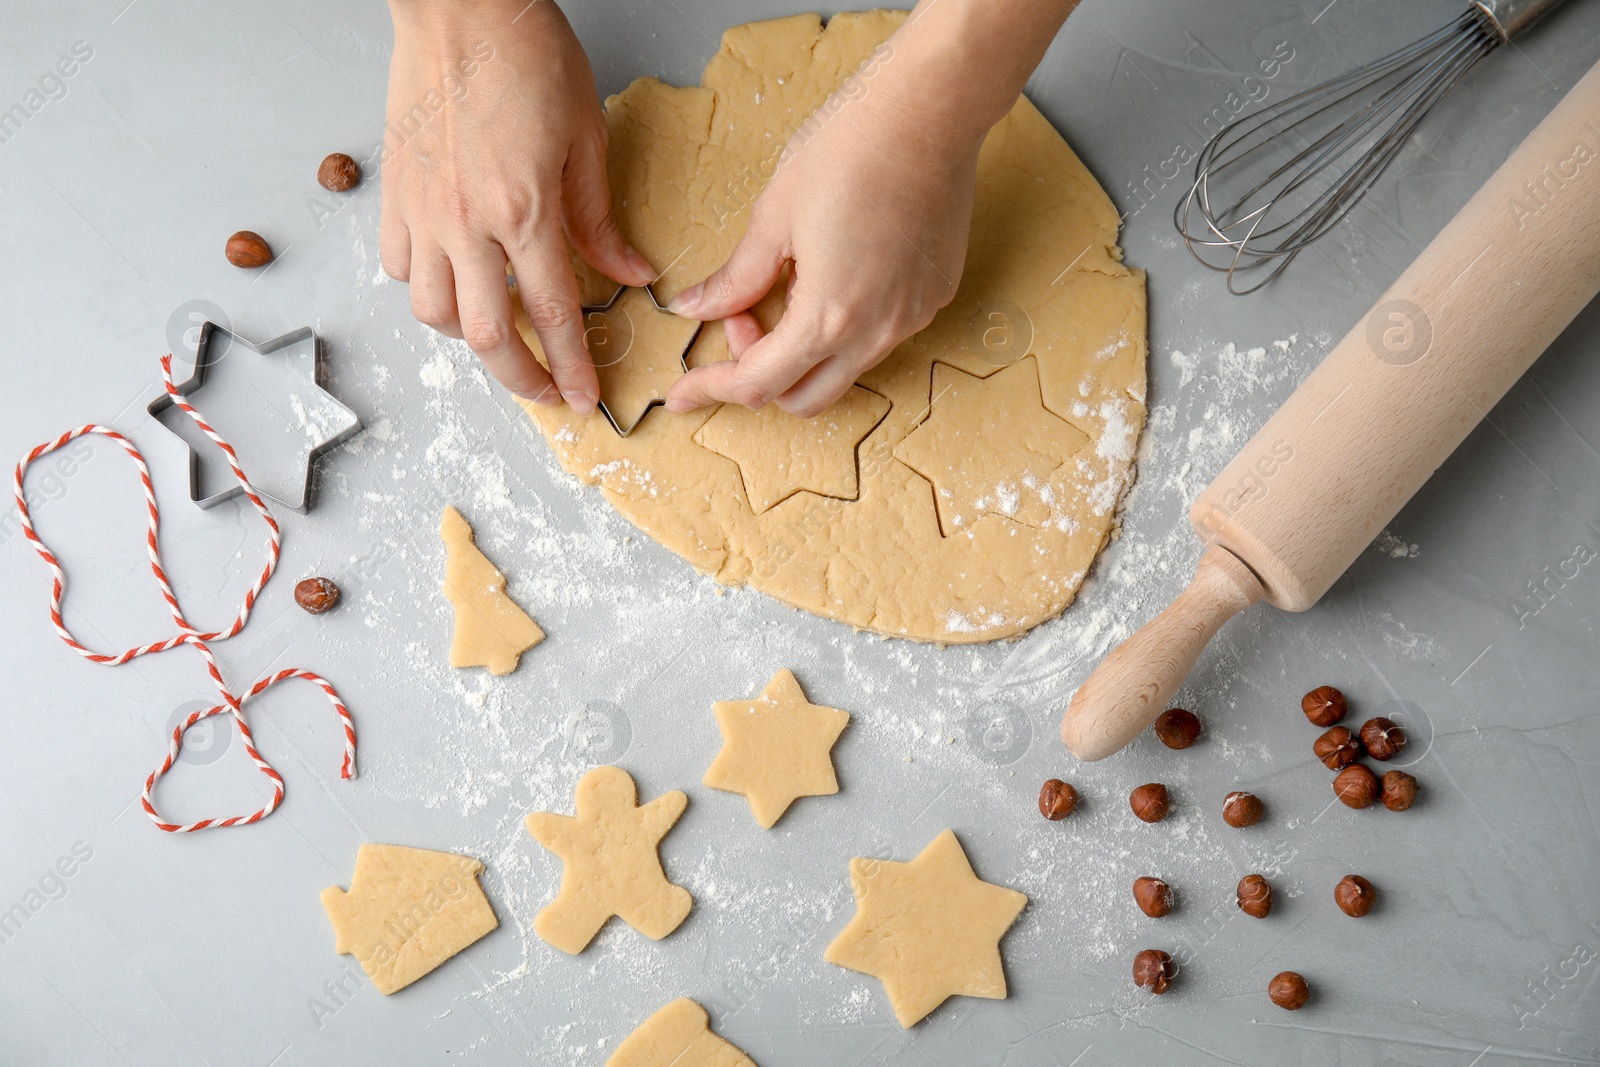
[322,227,1431,1056]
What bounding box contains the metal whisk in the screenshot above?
[1175,0,1573,294]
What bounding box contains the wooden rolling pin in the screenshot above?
[1061,56,1600,761]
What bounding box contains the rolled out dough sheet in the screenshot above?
[516,10,1147,643]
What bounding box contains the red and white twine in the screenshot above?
[12,354,355,832]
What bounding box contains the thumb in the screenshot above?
[668,216,787,320]
[563,135,655,287]
[666,313,812,412]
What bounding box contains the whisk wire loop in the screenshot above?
[1176,7,1507,293]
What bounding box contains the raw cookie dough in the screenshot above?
[894,357,1089,534]
[321,844,498,995]
[524,766,692,954]
[607,998,757,1067]
[440,505,544,674]
[515,10,1147,644]
[703,668,849,828]
[694,386,892,513]
[823,829,1027,1027]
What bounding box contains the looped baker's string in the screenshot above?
[12,354,355,832]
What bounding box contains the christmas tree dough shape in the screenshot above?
[513,10,1147,644]
[320,843,498,995]
[824,829,1027,1027]
[703,669,849,828]
[607,998,757,1067]
[524,766,692,954]
[440,505,544,674]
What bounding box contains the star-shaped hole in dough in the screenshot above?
[823,828,1027,1028]
[703,669,850,828]
[585,285,704,436]
[524,766,692,954]
[692,386,891,513]
[893,356,1089,535]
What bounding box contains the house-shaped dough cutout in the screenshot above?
[321,843,498,994]
[441,505,545,674]
[608,998,757,1067]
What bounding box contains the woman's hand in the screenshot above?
[381,0,653,411]
[664,82,981,418]
[665,0,1079,418]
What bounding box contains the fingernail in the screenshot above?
[567,390,597,416]
[626,249,656,284]
[528,386,563,407]
[665,397,696,414]
[667,283,702,316]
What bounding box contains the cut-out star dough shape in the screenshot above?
[893,356,1089,534]
[703,669,850,828]
[692,386,892,513]
[440,506,545,675]
[321,843,498,995]
[585,285,703,436]
[824,828,1027,1028]
[607,998,758,1067]
[524,766,692,954]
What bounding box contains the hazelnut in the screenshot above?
[1268,971,1310,1010]
[1236,873,1272,918]
[225,230,273,268]
[1334,875,1375,917]
[1132,877,1173,918]
[1153,708,1202,749]
[1332,764,1379,808]
[1359,717,1407,761]
[1132,949,1175,994]
[1382,769,1418,811]
[1301,685,1347,727]
[1313,726,1362,770]
[318,152,362,192]
[294,576,341,615]
[1222,791,1264,828]
[1129,783,1169,823]
[1038,778,1078,821]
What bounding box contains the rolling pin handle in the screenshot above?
[1061,545,1265,761]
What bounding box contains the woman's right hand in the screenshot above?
[381,0,654,411]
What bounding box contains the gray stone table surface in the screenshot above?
[2,0,1598,1064]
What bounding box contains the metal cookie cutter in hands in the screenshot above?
[580,283,704,438]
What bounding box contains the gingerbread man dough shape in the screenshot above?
[525,766,692,954]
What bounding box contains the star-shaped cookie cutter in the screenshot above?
[147,322,361,511]
[582,284,704,438]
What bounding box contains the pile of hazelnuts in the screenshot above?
[1037,685,1416,1012]
[1304,685,1418,812]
